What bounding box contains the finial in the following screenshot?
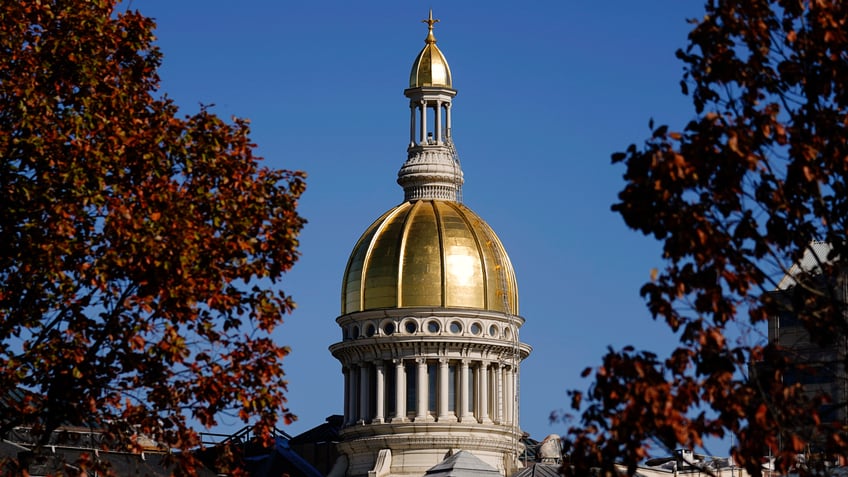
[422,9,439,44]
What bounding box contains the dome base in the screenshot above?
[339,421,523,477]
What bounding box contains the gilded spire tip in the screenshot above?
[422,9,439,44]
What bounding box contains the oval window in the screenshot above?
[383,322,395,335]
[450,321,462,333]
[351,325,360,339]
[470,323,482,335]
[405,321,418,334]
[427,321,440,333]
[365,324,376,337]
[488,324,498,337]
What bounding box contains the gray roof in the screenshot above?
[425,450,501,477]
[511,463,561,477]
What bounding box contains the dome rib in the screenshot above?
[396,200,420,308]
[362,205,407,310]
[433,200,447,308]
[342,206,405,314]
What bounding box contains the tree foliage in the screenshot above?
[0,0,305,474]
[565,1,848,476]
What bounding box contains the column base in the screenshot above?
[413,414,435,422]
[389,416,408,423]
[437,414,458,423]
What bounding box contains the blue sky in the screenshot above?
[131,1,746,456]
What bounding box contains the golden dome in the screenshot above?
[341,200,518,315]
[409,11,453,88]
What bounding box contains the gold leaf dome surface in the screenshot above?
[409,44,452,88]
[342,200,518,315]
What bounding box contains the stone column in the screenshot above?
[358,365,369,424]
[504,366,515,425]
[437,358,455,421]
[445,103,452,139]
[435,100,442,144]
[459,360,472,422]
[347,365,358,425]
[374,361,385,424]
[392,359,407,422]
[410,104,416,146]
[478,361,491,423]
[416,358,429,421]
[419,101,427,144]
[493,362,503,424]
[342,366,351,426]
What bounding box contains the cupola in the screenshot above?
[409,10,453,88]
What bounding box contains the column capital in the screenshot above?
[438,357,449,365]
[415,357,427,365]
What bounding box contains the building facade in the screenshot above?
[328,12,532,477]
[769,242,848,431]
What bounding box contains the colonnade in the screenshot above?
[342,358,516,427]
[409,99,452,146]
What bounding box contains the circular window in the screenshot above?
[383,322,395,335]
[405,321,418,334]
[488,324,498,337]
[427,321,440,333]
[351,325,360,339]
[449,321,462,334]
[470,323,482,335]
[365,324,376,337]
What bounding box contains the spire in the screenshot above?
[423,9,439,45]
[399,12,463,202]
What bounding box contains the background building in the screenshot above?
[768,242,848,433]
